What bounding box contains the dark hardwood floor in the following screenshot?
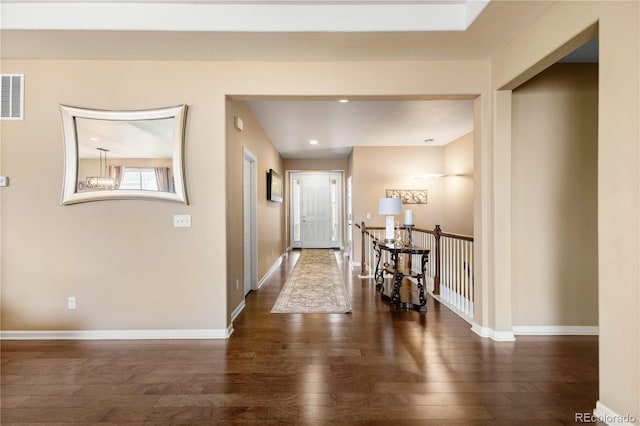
[1,250,600,424]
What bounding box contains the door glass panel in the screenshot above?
[331,179,338,242]
[292,178,301,242]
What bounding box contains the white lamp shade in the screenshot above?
[378,197,402,215]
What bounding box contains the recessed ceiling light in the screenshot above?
[309,140,319,145]
[338,99,349,103]
[90,137,99,141]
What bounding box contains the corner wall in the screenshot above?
[511,63,598,328]
[350,142,475,267]
[226,99,284,320]
[443,132,474,236]
[491,1,639,419]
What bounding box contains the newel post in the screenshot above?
[433,224,442,295]
[360,221,366,274]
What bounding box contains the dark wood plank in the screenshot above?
[0,250,599,424]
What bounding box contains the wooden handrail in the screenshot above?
[356,222,473,296]
[406,226,474,242]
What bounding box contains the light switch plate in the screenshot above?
[366,213,372,220]
[173,214,191,228]
[0,176,9,187]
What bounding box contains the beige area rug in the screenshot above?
[271,249,352,314]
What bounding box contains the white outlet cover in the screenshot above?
[68,297,76,309]
[173,214,191,228]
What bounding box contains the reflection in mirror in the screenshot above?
[60,105,188,205]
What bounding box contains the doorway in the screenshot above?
[243,148,258,296]
[290,172,342,249]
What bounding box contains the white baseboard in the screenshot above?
[257,252,286,289]
[471,323,516,342]
[1,328,232,340]
[594,401,637,425]
[231,299,246,322]
[513,325,599,335]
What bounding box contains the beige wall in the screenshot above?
[283,157,347,172]
[350,142,475,263]
[352,146,439,263]
[511,63,598,327]
[443,132,474,236]
[352,145,445,229]
[490,1,639,419]
[1,61,228,331]
[226,99,285,318]
[1,59,490,334]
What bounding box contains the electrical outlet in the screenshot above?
[68,297,76,310]
[173,215,191,228]
[366,213,371,220]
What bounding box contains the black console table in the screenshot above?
[373,241,430,312]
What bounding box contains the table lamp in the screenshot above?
[378,197,402,243]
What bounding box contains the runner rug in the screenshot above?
[271,249,352,314]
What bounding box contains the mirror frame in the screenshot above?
[60,104,188,205]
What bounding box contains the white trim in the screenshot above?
[1,2,489,33]
[1,328,232,340]
[513,325,599,336]
[226,323,234,338]
[257,252,286,289]
[231,299,246,322]
[471,323,516,342]
[593,401,637,425]
[290,171,343,249]
[243,147,258,293]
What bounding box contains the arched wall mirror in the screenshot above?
[60,104,188,205]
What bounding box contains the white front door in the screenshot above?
[290,172,342,249]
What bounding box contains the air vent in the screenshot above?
[1,74,24,120]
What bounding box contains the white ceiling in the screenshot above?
[245,98,474,158]
[76,118,174,159]
[1,0,488,32]
[0,2,554,61]
[1,0,557,159]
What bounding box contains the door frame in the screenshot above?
[243,147,258,294]
[289,171,343,249]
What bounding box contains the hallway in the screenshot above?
[1,251,599,424]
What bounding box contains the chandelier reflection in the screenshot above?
[79,147,117,191]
